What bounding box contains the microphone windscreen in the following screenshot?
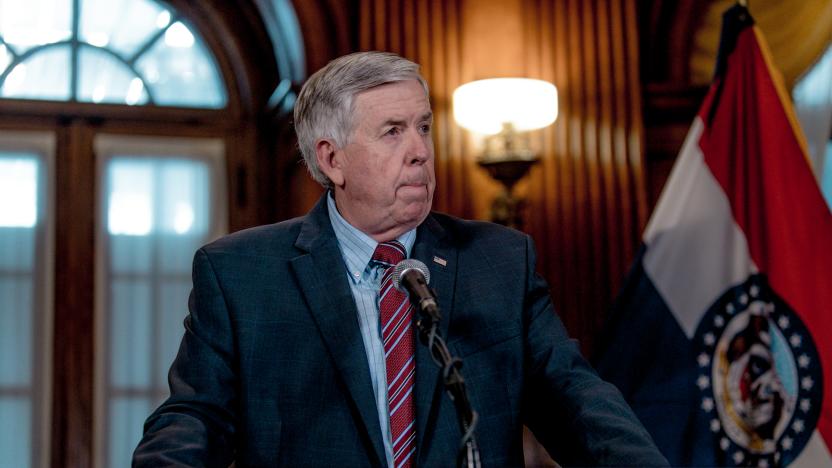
[391,259,431,291]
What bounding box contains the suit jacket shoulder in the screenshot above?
[427,211,528,244]
[200,215,306,259]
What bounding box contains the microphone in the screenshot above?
[393,259,479,466]
[391,259,441,323]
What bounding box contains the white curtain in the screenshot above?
[103,156,216,467]
[0,154,42,468]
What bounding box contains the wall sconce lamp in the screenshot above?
[453,78,558,228]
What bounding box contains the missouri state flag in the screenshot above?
[594,4,832,467]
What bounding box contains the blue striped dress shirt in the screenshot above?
[326,193,416,468]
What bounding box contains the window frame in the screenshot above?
[92,133,226,468]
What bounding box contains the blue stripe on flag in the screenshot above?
[594,246,719,466]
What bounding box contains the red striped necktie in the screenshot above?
[372,241,416,468]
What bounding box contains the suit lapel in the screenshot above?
[411,215,456,462]
[289,197,386,467]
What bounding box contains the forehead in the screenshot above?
[353,80,431,124]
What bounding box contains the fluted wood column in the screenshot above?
[357,0,647,355]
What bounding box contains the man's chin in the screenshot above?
[396,200,432,226]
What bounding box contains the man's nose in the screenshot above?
[406,129,431,164]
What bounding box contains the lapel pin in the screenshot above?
[432,256,447,267]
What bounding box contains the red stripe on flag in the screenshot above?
[697,26,832,445]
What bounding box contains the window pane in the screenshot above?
[0,0,72,55]
[0,44,12,75]
[110,279,152,388]
[0,278,33,386]
[106,157,212,238]
[135,22,227,108]
[0,157,37,227]
[78,46,149,105]
[0,45,71,100]
[158,161,210,236]
[0,154,37,388]
[158,281,191,375]
[0,398,31,468]
[271,0,305,82]
[108,398,151,468]
[0,228,35,270]
[110,235,153,274]
[157,235,201,275]
[79,0,168,58]
[107,160,154,236]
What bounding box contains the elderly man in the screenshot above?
[134,51,667,467]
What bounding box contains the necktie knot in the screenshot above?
[372,240,406,268]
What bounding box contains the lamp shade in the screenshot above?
[452,78,558,135]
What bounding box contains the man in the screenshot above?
[134,51,667,467]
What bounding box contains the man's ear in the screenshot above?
[315,139,345,186]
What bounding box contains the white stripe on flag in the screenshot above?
[790,431,832,468]
[642,117,758,338]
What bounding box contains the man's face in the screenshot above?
[328,79,435,240]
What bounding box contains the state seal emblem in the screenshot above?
[694,275,822,467]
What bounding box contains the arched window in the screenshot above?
[0,0,226,108]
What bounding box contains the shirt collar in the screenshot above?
[327,192,416,284]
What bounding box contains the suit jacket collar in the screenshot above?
[291,196,457,466]
[290,197,387,466]
[411,214,456,464]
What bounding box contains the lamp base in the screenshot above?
[489,190,527,229]
[477,157,537,229]
[477,158,535,189]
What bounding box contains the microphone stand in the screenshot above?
[412,300,482,468]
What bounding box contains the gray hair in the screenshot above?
[294,51,429,187]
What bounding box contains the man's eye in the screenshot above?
[385,127,401,136]
[419,124,432,134]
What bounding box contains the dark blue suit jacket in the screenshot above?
[133,196,667,467]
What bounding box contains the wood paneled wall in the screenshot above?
[356,0,647,354]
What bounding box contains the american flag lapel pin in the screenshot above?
[432,255,447,267]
